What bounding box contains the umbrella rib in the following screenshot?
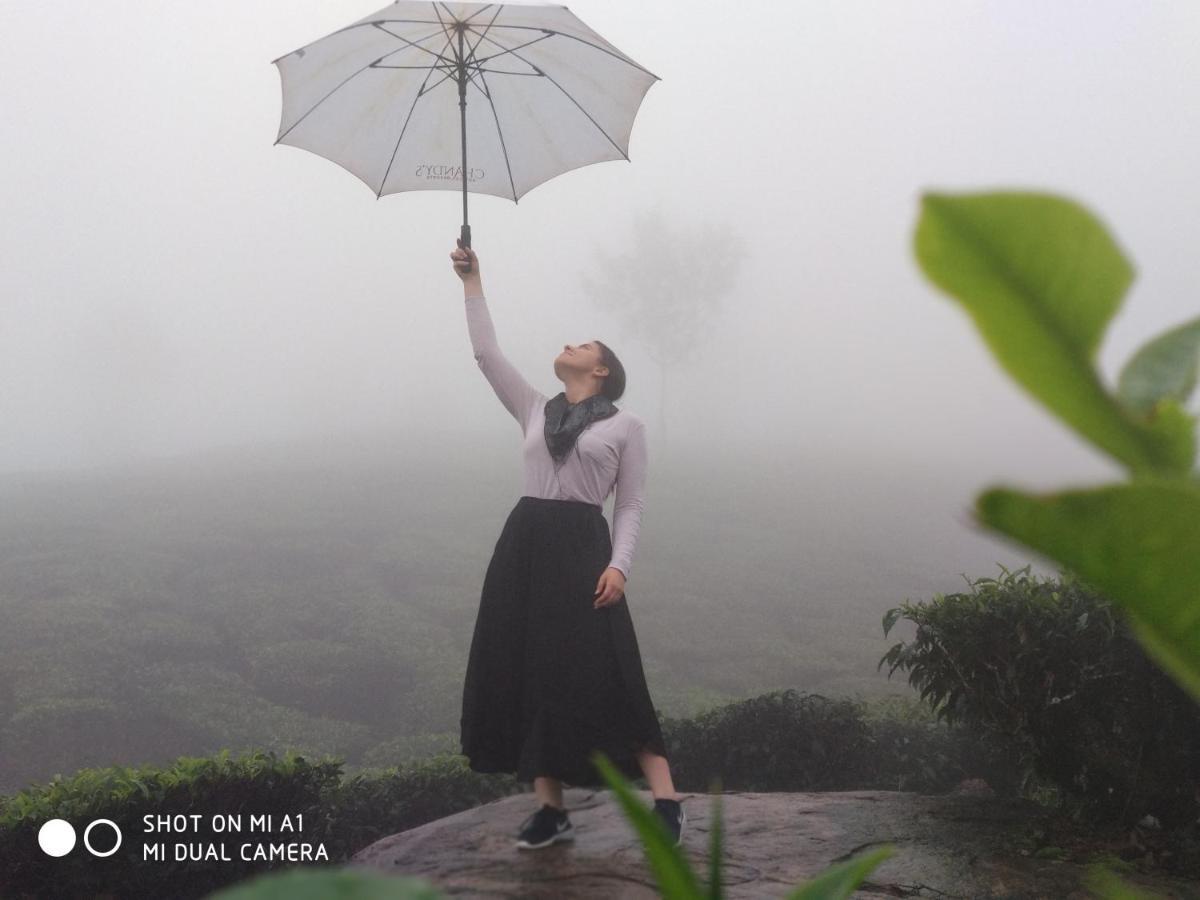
[458,32,492,101]
[472,31,631,161]
[471,32,554,68]
[467,6,541,82]
[460,27,503,105]
[370,18,460,95]
[362,18,662,81]
[274,35,438,144]
[464,3,505,63]
[271,21,380,65]
[430,2,455,51]
[421,67,460,94]
[458,47,495,110]
[475,68,520,203]
[376,31,457,197]
[373,23,456,62]
[428,3,467,94]
[449,8,510,88]
[439,1,495,27]
[271,20,459,66]
[472,23,661,80]
[475,68,543,76]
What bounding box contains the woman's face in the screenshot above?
[554,340,607,380]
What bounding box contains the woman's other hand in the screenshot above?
[450,238,481,286]
[594,567,626,609]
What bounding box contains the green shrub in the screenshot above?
[320,754,521,860]
[665,689,874,792]
[881,565,1200,827]
[0,750,341,900]
[852,693,1021,795]
[0,691,999,898]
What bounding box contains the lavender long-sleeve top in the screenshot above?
[464,293,647,580]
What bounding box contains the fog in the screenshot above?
[1,0,1194,486]
[5,0,1200,800]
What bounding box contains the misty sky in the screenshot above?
[3,0,1198,488]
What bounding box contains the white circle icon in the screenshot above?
[38,819,77,857]
[83,819,122,857]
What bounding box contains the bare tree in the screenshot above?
[579,208,745,449]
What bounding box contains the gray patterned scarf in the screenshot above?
[543,392,618,463]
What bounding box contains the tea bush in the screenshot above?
[881,565,1200,827]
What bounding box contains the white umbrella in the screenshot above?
[271,0,661,268]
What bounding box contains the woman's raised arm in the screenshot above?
[451,240,544,433]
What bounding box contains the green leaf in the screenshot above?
[881,607,903,637]
[1117,315,1200,416]
[977,479,1200,701]
[1139,397,1199,478]
[781,845,895,899]
[591,751,703,899]
[914,191,1194,476]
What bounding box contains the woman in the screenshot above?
[451,238,686,851]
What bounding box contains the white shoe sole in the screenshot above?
[516,824,575,850]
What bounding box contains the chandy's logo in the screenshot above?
[415,164,485,182]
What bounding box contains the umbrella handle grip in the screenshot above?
[459,225,472,274]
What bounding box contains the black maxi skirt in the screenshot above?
[460,495,669,787]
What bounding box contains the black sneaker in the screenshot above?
[516,804,574,850]
[652,798,686,847]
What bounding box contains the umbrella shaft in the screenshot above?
[457,28,469,237]
[459,91,468,230]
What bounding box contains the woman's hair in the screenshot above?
[595,340,626,402]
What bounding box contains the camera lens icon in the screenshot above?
[38,819,122,857]
[38,819,75,857]
[84,819,122,857]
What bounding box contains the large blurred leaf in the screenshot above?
[782,846,895,899]
[592,751,703,899]
[1117,315,1200,417]
[977,479,1200,701]
[591,751,891,900]
[914,191,1194,476]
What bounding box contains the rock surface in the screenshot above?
[351,788,1197,898]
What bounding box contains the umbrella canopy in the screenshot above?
[271,0,660,231]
